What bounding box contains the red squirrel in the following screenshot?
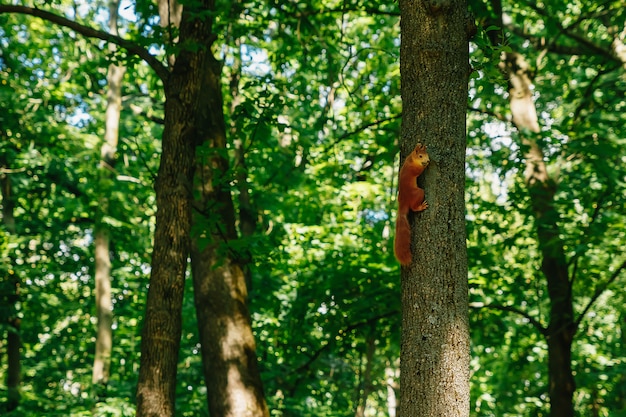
[394,143,430,266]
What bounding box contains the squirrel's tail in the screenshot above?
[394,213,412,266]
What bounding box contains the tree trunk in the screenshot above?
[385,365,399,417]
[6,318,20,411]
[93,228,113,389]
[398,0,471,416]
[481,1,577,412]
[92,0,123,395]
[189,49,269,417]
[1,156,20,412]
[135,2,216,415]
[354,335,375,417]
[229,36,256,290]
[157,0,182,67]
[501,50,576,417]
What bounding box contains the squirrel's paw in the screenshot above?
[415,201,429,211]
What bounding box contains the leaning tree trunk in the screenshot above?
[135,1,216,415]
[482,0,576,413]
[189,48,269,417]
[501,50,576,417]
[398,0,471,416]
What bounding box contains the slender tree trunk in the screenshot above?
[6,317,20,411]
[617,311,626,412]
[385,365,398,417]
[135,2,216,415]
[157,0,182,68]
[501,50,576,417]
[398,0,471,416]
[481,1,577,412]
[228,38,256,242]
[189,49,269,417]
[229,36,257,291]
[92,0,124,395]
[93,228,113,388]
[1,161,20,411]
[354,335,375,417]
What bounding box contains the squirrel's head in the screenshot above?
[411,143,430,167]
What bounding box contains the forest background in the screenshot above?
[0,0,625,416]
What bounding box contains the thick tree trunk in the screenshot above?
[398,0,471,416]
[135,2,216,415]
[189,50,269,417]
[502,50,576,417]
[190,250,269,417]
[92,0,123,395]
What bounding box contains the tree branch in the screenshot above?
[571,65,620,122]
[322,114,402,154]
[290,310,398,378]
[469,302,547,335]
[0,5,169,83]
[512,0,621,64]
[568,185,611,287]
[575,258,626,331]
[467,106,509,123]
[292,6,399,19]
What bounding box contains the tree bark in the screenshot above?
[398,0,471,416]
[189,48,269,417]
[0,2,264,415]
[92,0,124,395]
[135,2,216,415]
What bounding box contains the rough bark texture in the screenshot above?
[398,0,470,416]
[135,2,215,415]
[0,2,267,415]
[92,0,123,394]
[189,49,269,417]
